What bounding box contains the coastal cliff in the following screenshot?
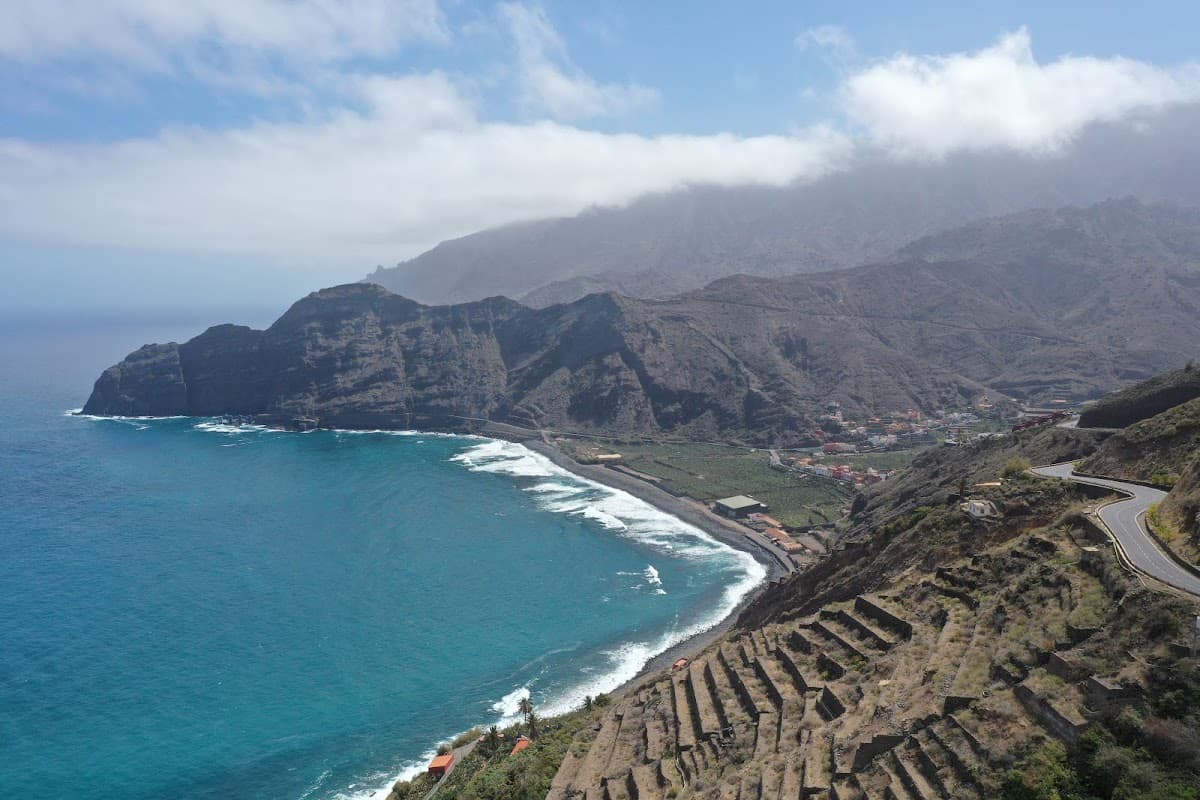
[82,283,984,443]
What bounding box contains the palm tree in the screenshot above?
[583,695,594,712]
[518,696,533,724]
[527,710,540,740]
[485,725,500,755]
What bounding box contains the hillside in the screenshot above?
[367,108,1200,306]
[1079,397,1200,485]
[81,283,983,444]
[543,428,1200,800]
[1159,459,1200,564]
[1078,365,1200,428]
[84,201,1200,441]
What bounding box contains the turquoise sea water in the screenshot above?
[0,314,764,800]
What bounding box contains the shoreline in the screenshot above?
[73,412,792,796]
[517,438,791,696]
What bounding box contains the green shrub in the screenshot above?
[1003,457,1033,479]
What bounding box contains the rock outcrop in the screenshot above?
[83,283,984,442]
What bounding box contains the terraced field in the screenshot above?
[548,528,1130,800]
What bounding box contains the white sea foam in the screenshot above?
[490,685,532,719]
[339,436,767,800]
[67,409,188,421]
[446,437,768,719]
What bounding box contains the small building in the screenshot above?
[428,753,454,777]
[961,499,1000,519]
[594,453,623,462]
[510,736,532,755]
[714,495,767,518]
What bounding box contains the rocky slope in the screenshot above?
[82,283,983,443]
[1078,364,1200,429]
[84,201,1200,438]
[548,427,1200,800]
[1159,460,1200,564]
[1079,397,1200,485]
[367,108,1200,306]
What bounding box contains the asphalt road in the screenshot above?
[1033,463,1200,596]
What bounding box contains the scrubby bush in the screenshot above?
[1003,457,1033,478]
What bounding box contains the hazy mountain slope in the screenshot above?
[1079,397,1200,484]
[368,108,1200,306]
[86,201,1200,440]
[1079,364,1200,428]
[82,283,984,444]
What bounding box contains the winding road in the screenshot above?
[1033,463,1200,596]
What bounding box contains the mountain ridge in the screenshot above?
[85,199,1200,442]
[368,109,1200,306]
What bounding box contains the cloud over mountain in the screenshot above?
[2,11,1199,271]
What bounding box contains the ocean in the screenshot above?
[0,313,764,800]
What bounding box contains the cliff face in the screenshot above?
[84,285,521,428]
[84,200,1200,439]
[83,283,984,442]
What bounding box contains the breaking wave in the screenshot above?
[448,438,766,716]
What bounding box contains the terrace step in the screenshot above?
[926,721,985,792]
[754,655,792,708]
[919,726,981,799]
[905,735,950,799]
[707,650,751,726]
[643,715,666,763]
[890,751,937,800]
[854,596,915,640]
[606,712,641,777]
[689,661,723,738]
[787,629,816,655]
[935,566,982,590]
[753,712,777,760]
[808,620,870,663]
[576,711,625,786]
[803,733,832,795]
[740,774,763,800]
[604,773,632,800]
[921,580,979,610]
[779,756,803,800]
[879,763,913,800]
[656,759,680,796]
[671,677,698,751]
[630,765,659,800]
[945,714,990,765]
[775,646,820,693]
[835,608,898,651]
[719,645,771,719]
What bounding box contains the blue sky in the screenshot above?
[2,0,1200,311]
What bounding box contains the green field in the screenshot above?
[817,448,926,472]
[609,442,853,528]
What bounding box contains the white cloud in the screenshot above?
[795,24,856,64]
[2,18,1199,280]
[0,0,448,68]
[0,74,851,267]
[499,2,657,120]
[842,27,1200,158]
